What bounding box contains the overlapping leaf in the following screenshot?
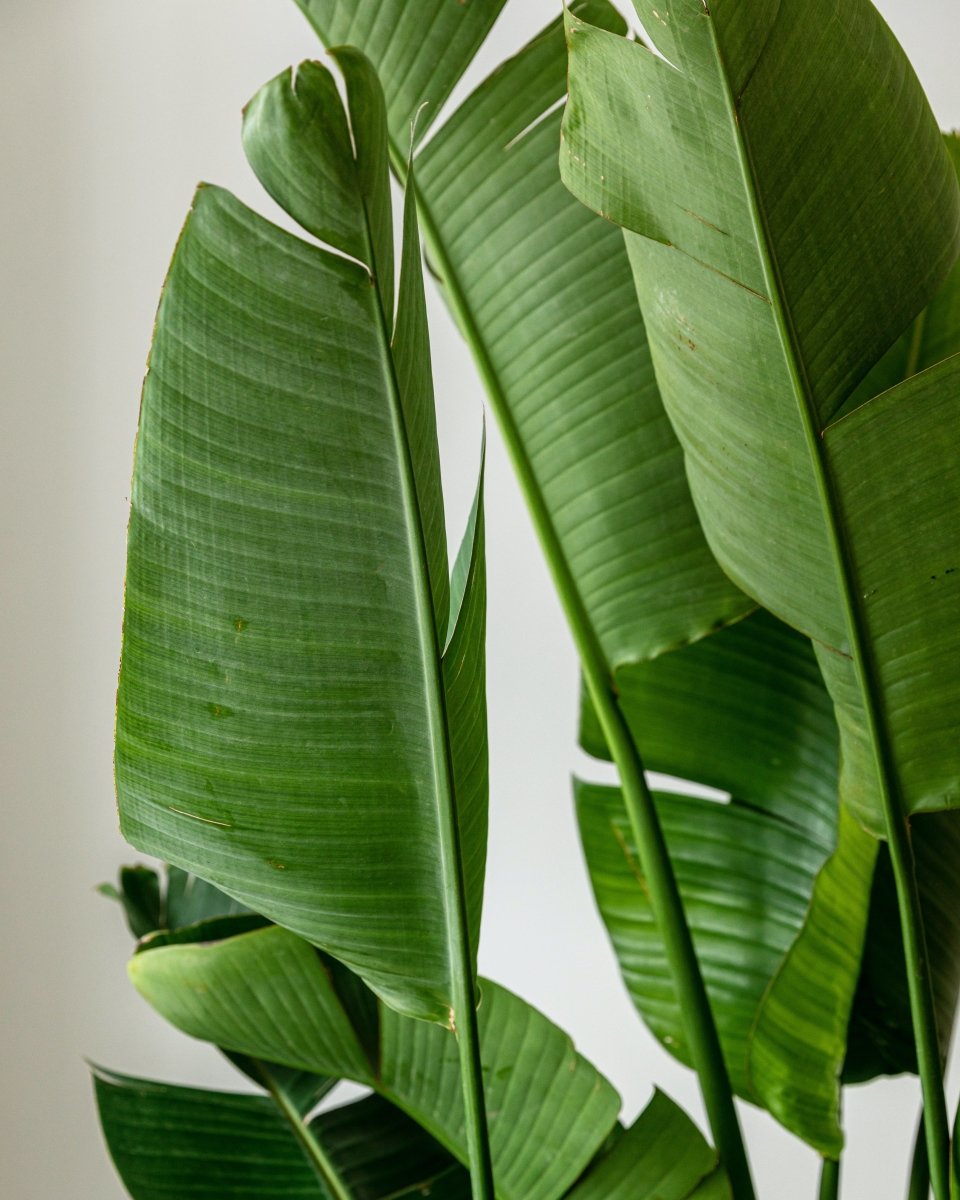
[127,925,621,1200]
[114,54,487,1024]
[94,1069,471,1200]
[297,0,750,671]
[580,612,874,1153]
[561,0,960,833]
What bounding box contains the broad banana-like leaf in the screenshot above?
[561,1,960,833]
[96,1066,725,1200]
[127,925,620,1200]
[291,0,507,150]
[94,1069,471,1200]
[295,1,750,670]
[579,613,873,1154]
[580,607,960,1146]
[840,133,960,417]
[114,54,488,1025]
[565,1089,731,1200]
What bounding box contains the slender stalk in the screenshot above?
[818,1156,841,1200]
[908,1114,930,1200]
[263,1074,353,1200]
[706,24,951,1198]
[398,152,755,1200]
[355,153,495,1199]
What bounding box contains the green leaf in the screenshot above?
[560,1,960,828]
[114,55,488,1024]
[820,355,960,829]
[578,612,874,1153]
[290,0,508,148]
[112,865,162,939]
[297,1,751,670]
[844,810,960,1083]
[840,132,960,416]
[565,1089,731,1200]
[127,926,621,1200]
[93,1068,470,1200]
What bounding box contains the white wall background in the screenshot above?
[1,2,957,1197]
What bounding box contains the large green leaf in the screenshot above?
[94,1069,470,1200]
[296,1,750,672]
[114,55,488,1024]
[291,0,507,149]
[96,1067,725,1200]
[579,612,875,1153]
[565,1090,731,1200]
[127,925,621,1200]
[561,1,960,832]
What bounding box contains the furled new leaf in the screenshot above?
[114,54,487,1025]
[561,1,960,833]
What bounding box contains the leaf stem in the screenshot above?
[818,1156,841,1200]
[262,1073,354,1200]
[706,22,951,1198]
[362,161,495,1200]
[907,1113,930,1200]
[399,151,755,1200]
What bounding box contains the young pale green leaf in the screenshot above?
[565,1089,730,1200]
[115,56,487,1025]
[562,2,960,835]
[94,1069,469,1200]
[298,2,751,671]
[127,926,621,1200]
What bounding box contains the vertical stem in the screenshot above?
[587,675,755,1200]
[818,1156,841,1200]
[908,1112,930,1200]
[396,151,754,1200]
[453,979,497,1200]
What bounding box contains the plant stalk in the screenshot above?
[361,169,495,1199]
[818,1156,841,1200]
[908,1114,930,1200]
[264,1075,354,1200]
[401,154,755,1200]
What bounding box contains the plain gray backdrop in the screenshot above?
[2,2,958,1196]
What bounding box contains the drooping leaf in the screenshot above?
[297,0,751,671]
[114,55,488,1025]
[565,1089,731,1200]
[561,0,960,832]
[94,1068,470,1200]
[579,612,875,1153]
[127,925,621,1200]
